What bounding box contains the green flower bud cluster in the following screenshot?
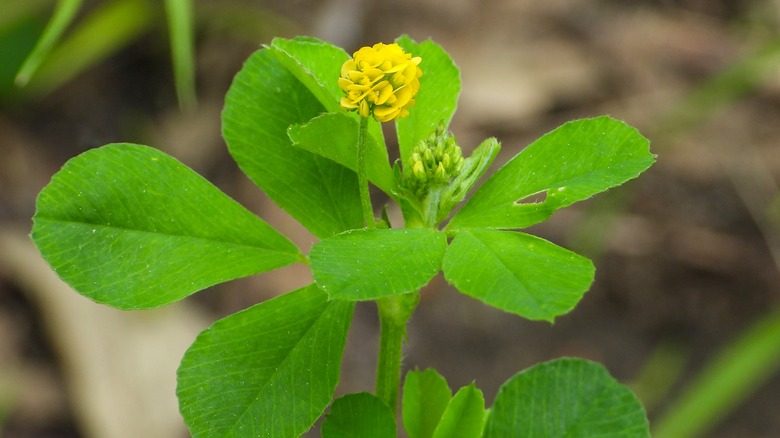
[403,126,464,197]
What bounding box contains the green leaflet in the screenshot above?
[288,112,394,195]
[448,116,655,231]
[177,285,354,438]
[322,393,396,438]
[267,36,346,113]
[432,383,486,438]
[402,369,485,438]
[443,229,594,322]
[484,358,650,437]
[310,228,447,301]
[31,144,300,309]
[269,36,387,165]
[403,369,452,438]
[223,44,362,238]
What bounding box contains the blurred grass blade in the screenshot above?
[15,0,83,86]
[629,341,688,412]
[196,2,297,44]
[653,307,780,438]
[658,37,780,138]
[1,0,51,30]
[22,0,156,98]
[164,0,196,109]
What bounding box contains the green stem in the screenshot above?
[422,187,443,228]
[376,292,420,414]
[356,116,374,228]
[376,310,404,411]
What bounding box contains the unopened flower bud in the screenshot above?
[412,160,426,181]
[401,124,464,197]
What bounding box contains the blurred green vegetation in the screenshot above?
[1,0,297,107]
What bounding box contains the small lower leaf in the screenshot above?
[310,228,447,301]
[483,358,650,438]
[403,369,452,438]
[443,229,594,322]
[177,285,354,438]
[322,393,396,438]
[433,383,486,438]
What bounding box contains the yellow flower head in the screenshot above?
[338,43,422,122]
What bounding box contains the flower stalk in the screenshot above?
[356,116,374,228]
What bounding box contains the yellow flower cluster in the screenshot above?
[339,43,422,122]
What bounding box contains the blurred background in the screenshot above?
[2,0,780,436]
